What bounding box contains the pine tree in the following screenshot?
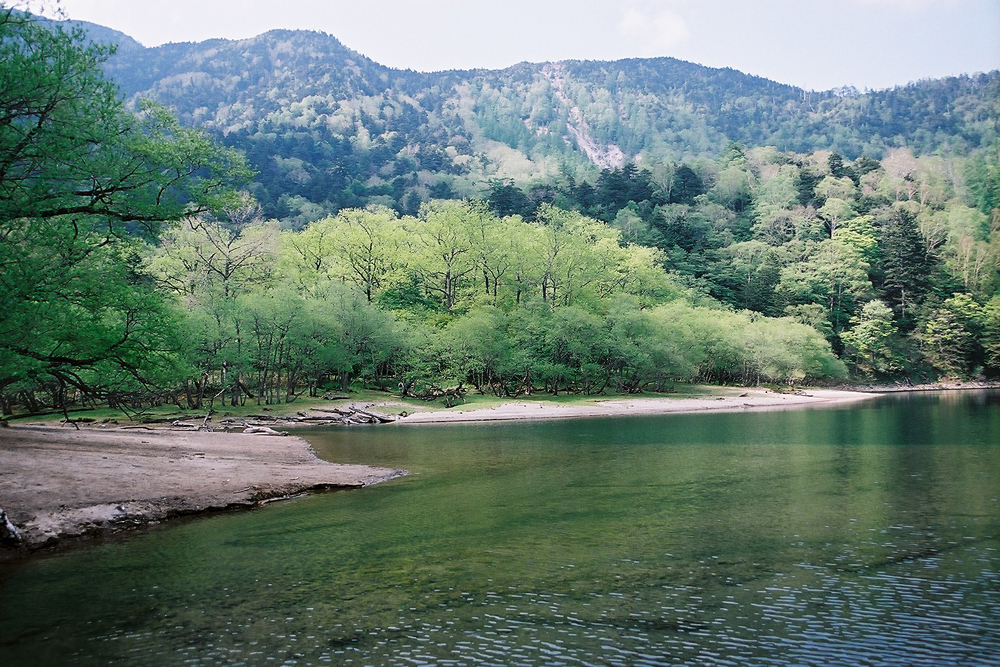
[876,208,932,329]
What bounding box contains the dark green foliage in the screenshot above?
[795,169,823,207]
[486,180,536,219]
[875,208,933,328]
[828,152,847,179]
[669,166,705,205]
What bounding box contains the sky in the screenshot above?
[37,0,1000,91]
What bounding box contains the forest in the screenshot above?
[83,23,1000,224]
[2,7,999,417]
[484,146,1000,380]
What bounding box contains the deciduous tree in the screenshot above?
[0,8,248,406]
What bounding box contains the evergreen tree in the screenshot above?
[828,152,847,179]
[668,165,705,205]
[876,208,932,329]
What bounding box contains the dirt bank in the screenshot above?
[0,424,405,557]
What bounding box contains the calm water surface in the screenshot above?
[1,390,998,666]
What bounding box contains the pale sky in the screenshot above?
[39,0,1000,91]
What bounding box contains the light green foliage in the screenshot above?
[777,239,872,333]
[691,308,846,386]
[840,300,902,376]
[192,201,846,398]
[832,216,880,265]
[150,217,280,300]
[753,166,800,219]
[919,294,986,378]
[406,200,481,312]
[611,207,651,245]
[741,316,847,385]
[279,205,405,300]
[533,305,606,395]
[815,175,857,202]
[983,296,1000,370]
[306,284,404,392]
[441,308,522,396]
[784,304,835,341]
[711,164,756,211]
[941,204,997,297]
[818,198,857,232]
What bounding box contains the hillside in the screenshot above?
[5,8,1000,422]
[72,23,999,222]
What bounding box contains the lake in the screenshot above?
[1,390,998,666]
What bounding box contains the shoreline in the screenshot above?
[4,383,994,558]
[846,380,1000,393]
[0,424,405,559]
[394,388,882,424]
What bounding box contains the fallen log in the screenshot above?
[140,414,204,424]
[243,426,287,436]
[349,407,395,423]
[0,507,24,547]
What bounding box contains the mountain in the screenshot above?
[75,22,1000,222]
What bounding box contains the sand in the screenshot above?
[0,424,404,556]
[396,388,879,424]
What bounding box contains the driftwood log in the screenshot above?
[0,507,23,547]
[98,406,400,433]
[243,425,287,436]
[213,405,397,431]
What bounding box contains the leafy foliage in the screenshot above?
[0,7,249,410]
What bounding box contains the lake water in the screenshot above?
[1,390,998,666]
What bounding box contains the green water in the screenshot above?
[1,391,998,666]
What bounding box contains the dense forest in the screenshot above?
[1,8,999,417]
[484,147,1000,380]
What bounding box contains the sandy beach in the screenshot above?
[0,424,404,556]
[396,388,880,424]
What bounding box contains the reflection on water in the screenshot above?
[1,390,998,665]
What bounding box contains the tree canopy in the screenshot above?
[0,7,250,408]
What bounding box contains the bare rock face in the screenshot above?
[0,507,24,547]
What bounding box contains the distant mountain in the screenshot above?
[71,21,1000,221]
[35,15,145,53]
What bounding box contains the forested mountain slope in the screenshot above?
[4,9,999,421]
[73,23,999,221]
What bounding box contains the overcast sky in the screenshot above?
[41,0,1000,91]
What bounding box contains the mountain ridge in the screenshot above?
[64,18,1000,220]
